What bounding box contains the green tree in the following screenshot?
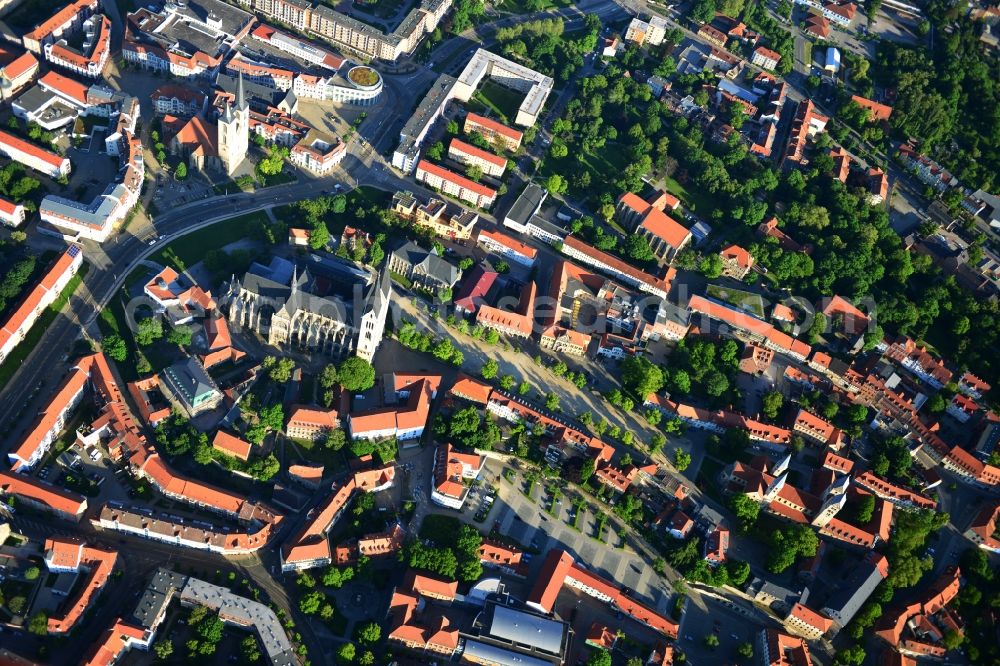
[240,636,261,663]
[319,363,339,389]
[154,640,174,660]
[586,649,612,666]
[673,449,692,472]
[167,325,193,347]
[175,162,187,180]
[24,566,40,581]
[761,391,783,420]
[737,642,753,658]
[102,334,128,362]
[339,356,376,392]
[357,622,381,645]
[135,317,163,346]
[621,356,664,397]
[704,633,720,648]
[729,494,760,528]
[299,591,324,615]
[338,642,356,664]
[545,392,560,411]
[481,358,499,379]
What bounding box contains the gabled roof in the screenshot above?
[211,430,253,461]
[465,112,523,142]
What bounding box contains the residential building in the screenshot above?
[947,393,978,423]
[0,197,26,227]
[415,160,497,209]
[853,471,937,510]
[43,537,118,634]
[476,279,537,338]
[688,294,812,360]
[431,443,485,509]
[963,502,1000,553]
[561,234,675,299]
[740,342,774,374]
[290,130,347,175]
[212,430,253,462]
[527,549,679,638]
[851,94,892,121]
[464,112,522,151]
[0,246,83,367]
[225,254,391,363]
[758,629,814,666]
[142,266,216,325]
[720,244,754,279]
[874,567,962,657]
[616,192,692,263]
[793,0,857,26]
[792,408,844,449]
[453,266,498,315]
[21,0,100,54]
[539,326,589,356]
[704,525,729,565]
[0,46,39,100]
[942,445,1000,490]
[388,241,461,291]
[286,403,344,441]
[784,602,832,640]
[624,15,668,46]
[150,84,206,116]
[349,375,439,442]
[391,191,479,241]
[281,480,356,571]
[752,46,782,71]
[782,99,828,167]
[448,138,506,178]
[43,14,111,78]
[94,503,279,554]
[478,228,537,266]
[0,471,87,521]
[0,128,70,178]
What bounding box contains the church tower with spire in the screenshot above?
[218,72,249,176]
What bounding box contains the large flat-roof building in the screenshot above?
[158,358,223,418]
[392,48,551,172]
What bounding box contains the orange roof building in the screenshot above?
[527,549,679,637]
[0,471,88,520]
[476,280,537,339]
[464,112,522,151]
[477,228,538,266]
[431,443,484,510]
[963,502,1000,553]
[43,537,118,634]
[211,430,253,462]
[561,235,676,299]
[851,94,892,121]
[415,160,497,209]
[282,479,357,571]
[0,128,71,178]
[448,373,493,405]
[719,244,754,279]
[785,602,832,640]
[760,629,814,666]
[617,192,692,263]
[349,375,439,442]
[689,294,812,360]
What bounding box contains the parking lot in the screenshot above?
[677,590,771,664]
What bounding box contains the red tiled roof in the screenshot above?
[563,235,674,294]
[416,160,497,199]
[39,70,89,104]
[211,430,253,461]
[0,128,68,169]
[450,138,506,168]
[788,603,832,632]
[851,94,892,121]
[47,539,118,634]
[465,112,522,142]
[478,228,537,259]
[448,373,493,405]
[0,470,86,517]
[720,244,753,269]
[754,46,782,62]
[688,294,812,358]
[25,0,97,42]
[2,51,38,80]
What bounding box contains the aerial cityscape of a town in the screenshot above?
[0,0,996,662]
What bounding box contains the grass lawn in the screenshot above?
[538,142,632,205]
[390,271,412,289]
[151,212,269,272]
[706,284,766,318]
[664,175,715,215]
[258,170,297,188]
[0,263,89,391]
[470,80,526,125]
